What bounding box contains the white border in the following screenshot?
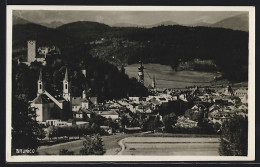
[6,5,255,162]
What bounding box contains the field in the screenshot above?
[37,133,219,155]
[124,64,219,89]
[37,133,144,155]
[120,137,220,156]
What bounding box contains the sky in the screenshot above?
[13,10,247,26]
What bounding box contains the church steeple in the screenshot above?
[63,68,71,101]
[152,75,156,89]
[64,67,68,81]
[37,70,45,96]
[138,59,144,85]
[39,70,42,81]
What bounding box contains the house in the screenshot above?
[71,97,89,112]
[46,119,68,126]
[237,104,248,110]
[234,89,248,98]
[129,97,140,102]
[209,104,221,112]
[72,108,92,121]
[108,102,122,109]
[175,116,198,128]
[124,127,142,133]
[233,109,248,117]
[217,85,233,96]
[89,97,98,105]
[208,110,231,124]
[241,94,248,104]
[93,110,119,120]
[73,110,84,120]
[80,108,92,118]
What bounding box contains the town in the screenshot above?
[16,40,248,144]
[9,8,251,159]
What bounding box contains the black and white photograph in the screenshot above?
[6,6,255,162]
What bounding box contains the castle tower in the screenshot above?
[152,75,156,89]
[37,70,45,96]
[27,40,36,62]
[138,60,144,85]
[63,68,71,101]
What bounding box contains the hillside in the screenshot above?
[57,21,112,43]
[12,23,78,50]
[187,22,212,28]
[12,21,249,82]
[40,21,64,28]
[13,15,31,25]
[89,25,248,82]
[211,14,249,32]
[113,23,139,27]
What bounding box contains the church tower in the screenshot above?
[138,60,144,85]
[37,70,45,96]
[152,75,156,89]
[63,68,71,101]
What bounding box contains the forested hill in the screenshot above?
[57,21,112,43]
[90,25,248,82]
[12,23,78,50]
[13,21,248,82]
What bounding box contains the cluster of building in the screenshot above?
[173,85,248,128]
[18,40,61,66]
[27,41,248,132]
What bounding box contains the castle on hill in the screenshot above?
[18,40,61,66]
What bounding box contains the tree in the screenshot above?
[219,115,248,156]
[36,126,46,142]
[120,115,129,131]
[80,134,105,155]
[12,97,44,155]
[162,114,177,132]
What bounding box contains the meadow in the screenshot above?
[124,64,219,89]
[121,137,220,156]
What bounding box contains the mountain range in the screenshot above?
[210,13,248,31]
[39,21,64,28]
[112,14,248,32]
[13,13,248,32]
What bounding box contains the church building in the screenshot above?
[30,68,91,125]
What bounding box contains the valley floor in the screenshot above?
[118,136,220,156]
[37,132,220,156]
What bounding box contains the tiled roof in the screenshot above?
[94,110,119,115]
[32,94,52,104]
[80,108,92,114]
[71,97,88,105]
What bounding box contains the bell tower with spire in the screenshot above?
[37,70,45,96]
[152,75,156,89]
[63,68,71,101]
[138,59,144,85]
